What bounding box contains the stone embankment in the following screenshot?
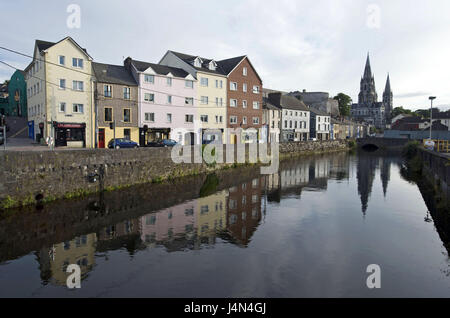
[0,140,351,209]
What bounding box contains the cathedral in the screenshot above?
[351,53,393,129]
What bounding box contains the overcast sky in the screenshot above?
[1,0,449,110]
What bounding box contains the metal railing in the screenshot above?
[423,139,450,153]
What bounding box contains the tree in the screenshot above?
[392,106,413,118]
[333,93,352,116]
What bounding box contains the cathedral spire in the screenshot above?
[364,52,372,78]
[384,73,391,93]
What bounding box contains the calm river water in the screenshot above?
[0,151,449,297]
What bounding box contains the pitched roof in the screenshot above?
[268,93,309,111]
[129,58,189,78]
[92,62,137,86]
[35,37,89,56]
[262,97,281,111]
[216,55,246,74]
[168,51,226,75]
[309,107,329,116]
[434,111,450,119]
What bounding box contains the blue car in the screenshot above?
[162,139,178,147]
[108,138,139,149]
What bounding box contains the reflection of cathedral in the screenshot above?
[356,153,378,215]
[356,153,394,215]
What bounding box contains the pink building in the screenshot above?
[124,57,198,145]
[140,200,198,244]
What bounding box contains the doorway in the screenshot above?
[99,128,105,148]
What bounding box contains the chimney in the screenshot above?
[124,57,132,71]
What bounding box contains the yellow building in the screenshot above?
[25,37,95,148]
[196,190,228,240]
[37,233,97,286]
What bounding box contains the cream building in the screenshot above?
[25,37,95,148]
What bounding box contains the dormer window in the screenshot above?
[193,57,203,68]
[209,60,217,71]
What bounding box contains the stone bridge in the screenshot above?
[357,137,409,150]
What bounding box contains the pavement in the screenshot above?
[0,137,90,152]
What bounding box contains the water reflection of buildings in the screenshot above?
[36,234,97,286]
[226,177,263,246]
[265,156,338,202]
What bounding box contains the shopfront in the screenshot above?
[139,127,171,146]
[53,122,86,148]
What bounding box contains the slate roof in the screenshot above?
[92,62,137,86]
[216,56,246,75]
[35,37,89,55]
[434,111,450,119]
[130,58,189,78]
[267,93,309,112]
[263,97,281,111]
[309,107,329,117]
[169,51,226,75]
[422,121,448,131]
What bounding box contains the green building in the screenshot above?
[6,70,27,117]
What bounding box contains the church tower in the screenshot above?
[358,53,378,106]
[383,73,393,122]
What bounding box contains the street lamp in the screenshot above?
[429,96,436,140]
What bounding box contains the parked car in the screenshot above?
[108,138,139,149]
[309,137,317,141]
[146,140,165,147]
[162,139,178,147]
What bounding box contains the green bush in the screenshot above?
[402,140,420,159]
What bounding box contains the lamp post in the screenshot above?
[429,96,436,140]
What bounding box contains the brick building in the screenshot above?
[217,56,263,144]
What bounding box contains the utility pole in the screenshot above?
[429,96,436,140]
[113,119,116,149]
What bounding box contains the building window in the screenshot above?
[185,97,194,105]
[201,96,208,105]
[167,113,172,123]
[123,87,130,99]
[104,107,113,122]
[185,114,194,123]
[200,115,208,122]
[253,101,259,109]
[253,85,260,94]
[230,99,237,107]
[166,77,172,86]
[59,56,65,65]
[145,112,155,122]
[215,80,223,88]
[144,93,154,102]
[59,102,66,113]
[73,104,84,113]
[242,116,247,124]
[243,100,247,108]
[230,82,237,91]
[167,95,172,104]
[243,83,247,92]
[59,79,66,90]
[72,58,83,68]
[185,80,194,88]
[243,67,247,76]
[200,77,208,87]
[123,108,131,122]
[253,117,260,124]
[144,74,154,83]
[215,115,223,123]
[230,116,237,124]
[284,120,287,128]
[104,85,112,98]
[72,81,84,91]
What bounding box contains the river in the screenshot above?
[0,151,449,297]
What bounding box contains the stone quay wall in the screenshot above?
[0,140,351,208]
